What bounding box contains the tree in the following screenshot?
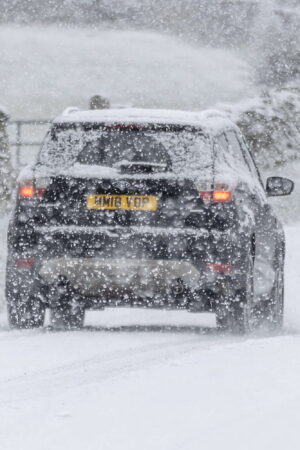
[254,6,300,86]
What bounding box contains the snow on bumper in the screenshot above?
[39,258,203,297]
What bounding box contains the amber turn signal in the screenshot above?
[199,190,232,204]
[19,186,45,198]
[19,186,35,198]
[212,190,232,203]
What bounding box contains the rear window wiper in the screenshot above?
[113,160,170,174]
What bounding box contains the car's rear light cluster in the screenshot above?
[19,186,45,198]
[198,184,232,204]
[18,178,50,199]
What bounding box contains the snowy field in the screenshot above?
[2,24,255,170]
[0,224,300,450]
[0,25,254,119]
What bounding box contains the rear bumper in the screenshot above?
[14,224,240,259]
[7,224,247,310]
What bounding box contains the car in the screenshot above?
[6,108,294,332]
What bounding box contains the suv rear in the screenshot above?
[6,108,293,332]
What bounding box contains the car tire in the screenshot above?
[50,303,85,330]
[7,295,46,329]
[6,261,46,329]
[257,246,284,330]
[216,255,255,334]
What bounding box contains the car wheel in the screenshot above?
[7,295,46,329]
[257,247,284,330]
[6,262,46,329]
[216,255,255,334]
[50,302,85,330]
[48,276,85,330]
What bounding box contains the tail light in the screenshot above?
[15,259,35,269]
[207,263,232,274]
[198,184,233,204]
[18,178,50,199]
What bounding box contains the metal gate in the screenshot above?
[8,119,52,171]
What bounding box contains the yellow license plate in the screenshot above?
[86,194,158,211]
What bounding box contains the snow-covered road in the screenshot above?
[1,225,300,450]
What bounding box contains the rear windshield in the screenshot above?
[39,124,213,176]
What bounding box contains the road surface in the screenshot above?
[0,225,300,449]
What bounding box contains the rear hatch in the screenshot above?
[33,175,202,229]
[30,123,214,230]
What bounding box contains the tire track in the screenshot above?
[0,331,225,407]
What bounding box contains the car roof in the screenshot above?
[53,108,238,137]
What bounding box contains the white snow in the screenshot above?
[0,224,300,450]
[0,26,254,119]
[1,19,299,450]
[55,107,232,129]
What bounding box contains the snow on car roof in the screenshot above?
[53,108,236,135]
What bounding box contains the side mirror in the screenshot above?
[266,176,294,197]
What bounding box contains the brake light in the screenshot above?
[36,188,46,198]
[199,191,212,203]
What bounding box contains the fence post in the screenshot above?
[16,121,22,170]
[0,107,13,207]
[9,119,52,172]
